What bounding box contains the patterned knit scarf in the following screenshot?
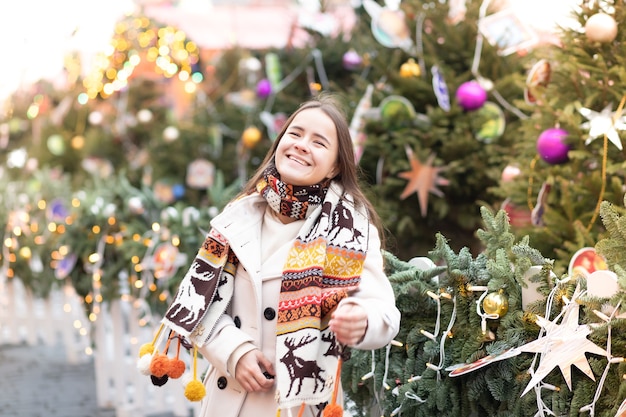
[161,166,369,410]
[258,164,327,220]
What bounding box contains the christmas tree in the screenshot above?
[494,0,626,274]
[340,1,626,416]
[344,205,626,417]
[340,0,531,260]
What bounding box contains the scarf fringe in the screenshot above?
[322,358,343,417]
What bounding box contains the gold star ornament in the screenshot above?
[397,146,449,217]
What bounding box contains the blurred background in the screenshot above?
[6,1,626,417]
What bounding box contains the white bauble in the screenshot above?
[585,13,618,43]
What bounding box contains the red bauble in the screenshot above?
[456,81,487,111]
[536,128,570,164]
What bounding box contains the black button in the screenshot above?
[264,307,276,320]
[234,316,241,328]
[217,376,227,389]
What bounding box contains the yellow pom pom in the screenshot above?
[139,343,155,357]
[185,379,206,402]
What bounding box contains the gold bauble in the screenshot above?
[71,135,85,150]
[482,291,509,317]
[400,58,421,78]
[242,126,262,149]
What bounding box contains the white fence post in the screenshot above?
[0,279,20,345]
[0,275,203,417]
[0,278,89,364]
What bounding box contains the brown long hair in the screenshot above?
[239,94,384,244]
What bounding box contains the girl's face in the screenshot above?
[275,108,339,186]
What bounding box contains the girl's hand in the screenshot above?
[234,349,275,392]
[329,303,368,346]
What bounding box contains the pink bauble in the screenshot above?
[256,78,272,98]
[501,165,521,182]
[342,49,363,71]
[537,128,570,164]
[456,81,487,111]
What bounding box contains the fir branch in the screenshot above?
[510,238,549,266]
[597,200,626,270]
[485,249,514,290]
[476,207,515,258]
[429,232,457,265]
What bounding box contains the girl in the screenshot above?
[159,95,400,417]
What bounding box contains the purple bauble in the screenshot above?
[456,81,487,111]
[342,49,362,71]
[537,128,570,164]
[256,78,272,98]
[47,198,69,222]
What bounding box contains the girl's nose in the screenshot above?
[293,140,309,153]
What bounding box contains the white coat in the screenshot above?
[196,190,400,417]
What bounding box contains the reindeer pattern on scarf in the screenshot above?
[163,228,238,337]
[275,190,368,408]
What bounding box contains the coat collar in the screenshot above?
[209,193,266,274]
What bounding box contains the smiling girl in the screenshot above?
[159,95,400,417]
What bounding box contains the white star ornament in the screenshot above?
[579,104,626,150]
[518,287,607,396]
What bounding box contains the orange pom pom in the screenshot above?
[322,404,343,417]
[150,353,170,377]
[185,379,206,402]
[139,342,155,357]
[167,358,186,379]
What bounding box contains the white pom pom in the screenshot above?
[137,354,153,375]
